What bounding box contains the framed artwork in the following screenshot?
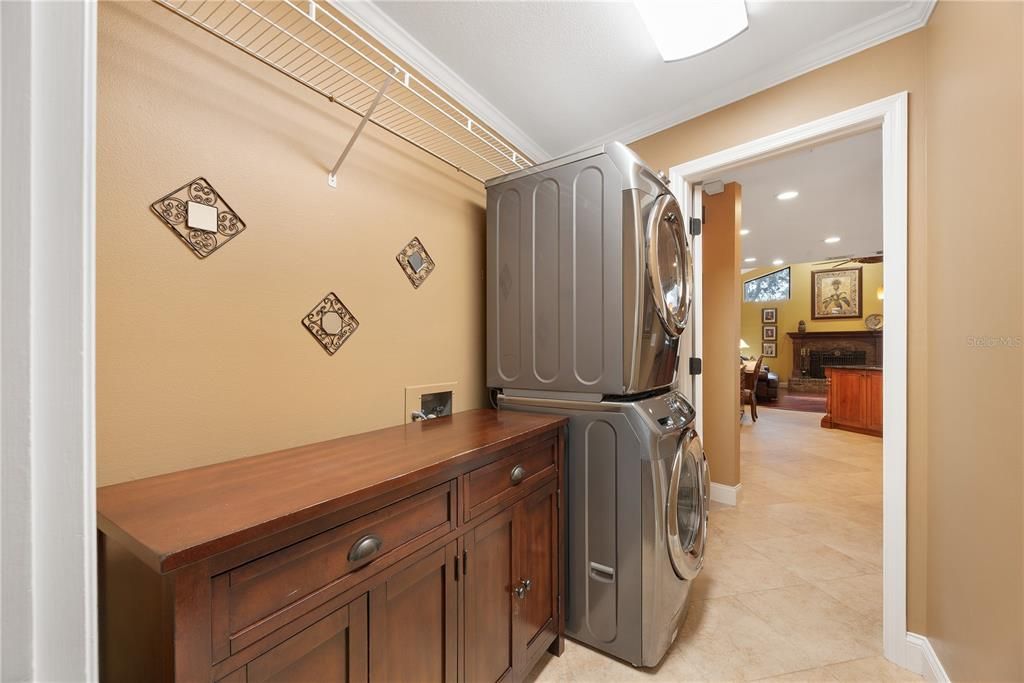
[812,267,863,319]
[761,308,777,324]
[762,342,777,358]
[762,325,777,341]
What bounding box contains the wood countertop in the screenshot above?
[98,409,567,574]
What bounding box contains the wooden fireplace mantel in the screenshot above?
[786,330,883,341]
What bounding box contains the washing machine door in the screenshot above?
[645,193,693,337]
[666,430,708,580]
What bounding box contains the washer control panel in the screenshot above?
[642,391,695,431]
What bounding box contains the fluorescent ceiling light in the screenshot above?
[824,236,841,244]
[739,228,750,236]
[772,259,784,266]
[634,0,749,62]
[744,257,757,263]
[776,190,799,200]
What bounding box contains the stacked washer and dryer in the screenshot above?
[486,142,710,667]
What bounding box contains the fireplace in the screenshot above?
[809,349,867,378]
[786,330,882,392]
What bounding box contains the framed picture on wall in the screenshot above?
[812,266,863,319]
[762,342,777,358]
[763,325,777,341]
[762,307,777,324]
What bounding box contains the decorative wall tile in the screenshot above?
[302,292,359,356]
[396,236,435,289]
[150,178,246,259]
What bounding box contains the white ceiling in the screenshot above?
[721,128,883,268]
[337,0,934,160]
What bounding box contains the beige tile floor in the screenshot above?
[528,407,920,682]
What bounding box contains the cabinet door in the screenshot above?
[216,595,368,683]
[830,370,866,428]
[368,543,458,683]
[464,509,514,683]
[867,371,883,432]
[511,483,558,677]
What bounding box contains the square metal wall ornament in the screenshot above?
[302,292,359,356]
[396,236,435,289]
[150,177,246,259]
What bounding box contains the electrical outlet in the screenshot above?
[405,382,457,423]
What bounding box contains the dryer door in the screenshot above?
[645,194,693,337]
[666,430,708,580]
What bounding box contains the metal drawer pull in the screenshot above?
[512,578,532,599]
[347,534,383,563]
[510,464,526,485]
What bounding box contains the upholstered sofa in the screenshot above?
[756,365,779,402]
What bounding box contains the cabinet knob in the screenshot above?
[513,578,532,599]
[347,534,382,563]
[510,464,526,485]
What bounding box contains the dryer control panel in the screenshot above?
[641,391,695,432]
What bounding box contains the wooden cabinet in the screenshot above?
[217,596,368,683]
[511,484,558,674]
[369,543,459,683]
[867,370,884,433]
[98,410,565,683]
[821,366,883,437]
[463,509,514,683]
[460,481,560,683]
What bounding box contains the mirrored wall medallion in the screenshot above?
[150,178,246,259]
[396,237,436,289]
[302,292,359,356]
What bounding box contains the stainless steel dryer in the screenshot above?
[486,142,693,397]
[499,390,709,667]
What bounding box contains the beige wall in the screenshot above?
[923,2,1022,680]
[632,2,1023,675]
[97,2,488,486]
[702,184,742,487]
[740,262,884,382]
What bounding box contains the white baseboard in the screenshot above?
[904,633,950,682]
[710,482,743,506]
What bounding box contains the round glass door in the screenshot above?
[645,194,692,337]
[667,430,707,580]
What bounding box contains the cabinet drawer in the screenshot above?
[216,482,454,656]
[464,438,556,520]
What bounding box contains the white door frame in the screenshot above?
[669,92,926,675]
[0,1,99,681]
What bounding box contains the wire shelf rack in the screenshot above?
[154,0,534,182]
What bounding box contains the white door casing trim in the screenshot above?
[668,92,915,673]
[0,1,99,680]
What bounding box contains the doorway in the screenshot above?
[669,93,919,672]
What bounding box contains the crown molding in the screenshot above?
[576,0,936,152]
[330,0,553,162]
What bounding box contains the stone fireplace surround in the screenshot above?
[787,330,883,392]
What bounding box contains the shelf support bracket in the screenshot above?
[328,70,396,188]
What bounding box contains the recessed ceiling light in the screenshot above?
[634,0,748,62]
[824,236,841,244]
[776,191,799,200]
[739,228,750,236]
[744,257,757,263]
[772,259,784,266]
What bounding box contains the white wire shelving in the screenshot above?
[153,0,534,183]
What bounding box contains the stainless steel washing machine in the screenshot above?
[499,390,709,667]
[486,142,693,397]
